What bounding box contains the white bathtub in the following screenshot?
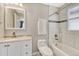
[51,43,79,56]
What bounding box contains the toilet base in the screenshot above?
[33,51,41,56]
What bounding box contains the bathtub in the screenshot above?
[51,43,79,56]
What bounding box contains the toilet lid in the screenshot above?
[39,46,53,56]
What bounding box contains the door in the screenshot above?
[7,41,21,56]
[0,43,7,56]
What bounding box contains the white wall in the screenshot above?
[49,6,58,15]
[48,6,60,46]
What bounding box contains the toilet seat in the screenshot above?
[38,46,53,56]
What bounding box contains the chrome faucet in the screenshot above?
[12,32,16,37]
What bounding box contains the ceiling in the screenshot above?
[43,3,65,8]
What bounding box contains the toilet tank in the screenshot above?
[38,40,47,47]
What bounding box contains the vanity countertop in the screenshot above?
[0,35,32,43]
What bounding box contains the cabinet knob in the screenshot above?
[7,45,10,47]
[4,45,7,47]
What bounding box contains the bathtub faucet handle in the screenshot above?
[54,34,58,37]
[54,34,58,40]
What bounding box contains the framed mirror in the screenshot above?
[5,6,25,30]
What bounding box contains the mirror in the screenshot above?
[5,6,25,29]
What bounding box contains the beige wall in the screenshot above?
[59,3,79,50]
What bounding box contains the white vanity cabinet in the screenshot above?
[0,39,32,56]
[0,42,7,56]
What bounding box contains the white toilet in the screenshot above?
[37,39,53,56]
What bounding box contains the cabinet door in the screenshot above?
[0,43,7,56]
[21,40,32,56]
[7,41,21,56]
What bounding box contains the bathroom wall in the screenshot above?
[49,5,58,15]
[59,3,79,50]
[1,4,48,53]
[48,6,60,46]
